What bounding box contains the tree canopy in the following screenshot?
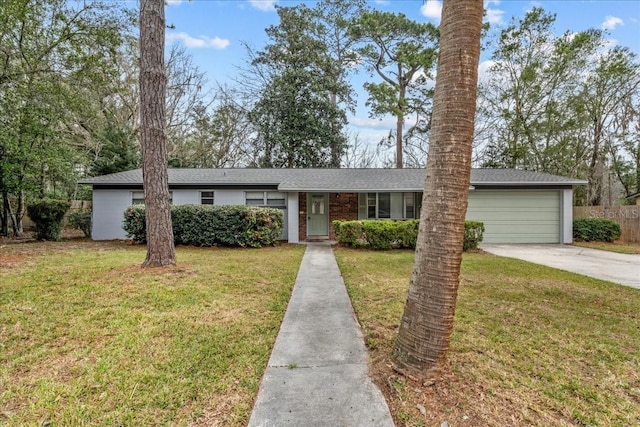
[2,1,639,238]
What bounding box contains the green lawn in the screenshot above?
[0,241,305,426]
[335,247,640,427]
[573,240,640,254]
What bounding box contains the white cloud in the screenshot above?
[166,32,230,49]
[166,0,183,5]
[350,115,418,129]
[420,1,442,21]
[477,60,496,83]
[350,116,398,131]
[411,69,436,88]
[248,0,277,12]
[602,16,623,30]
[485,8,505,25]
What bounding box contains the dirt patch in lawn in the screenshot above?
[1,230,131,268]
[0,253,27,268]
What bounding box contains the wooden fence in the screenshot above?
[22,200,92,229]
[573,206,640,243]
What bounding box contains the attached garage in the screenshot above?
[467,190,562,243]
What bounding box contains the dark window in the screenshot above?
[201,191,214,205]
[378,193,391,218]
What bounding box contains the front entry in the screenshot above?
[307,193,329,238]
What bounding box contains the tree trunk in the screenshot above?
[587,120,603,206]
[13,190,24,237]
[1,191,23,238]
[396,84,406,169]
[1,190,9,237]
[392,0,483,380]
[330,92,341,168]
[396,111,403,168]
[139,0,176,267]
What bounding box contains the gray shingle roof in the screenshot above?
[79,168,586,190]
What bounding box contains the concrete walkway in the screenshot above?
[482,244,640,289]
[248,244,394,427]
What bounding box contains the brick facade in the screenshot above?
[298,192,307,241]
[328,193,358,239]
[298,192,359,241]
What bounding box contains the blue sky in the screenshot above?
[162,0,640,147]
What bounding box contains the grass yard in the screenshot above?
[572,241,640,254]
[0,240,305,426]
[335,247,640,427]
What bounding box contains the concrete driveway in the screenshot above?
[481,244,640,290]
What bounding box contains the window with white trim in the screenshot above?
[131,191,173,205]
[359,192,418,219]
[245,191,286,207]
[131,191,145,205]
[365,192,391,219]
[200,191,214,205]
[404,192,415,219]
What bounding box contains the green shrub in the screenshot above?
[26,199,71,241]
[334,219,483,251]
[123,204,284,247]
[67,209,92,238]
[573,217,621,242]
[361,220,395,250]
[463,221,485,251]
[123,205,146,243]
[395,220,420,248]
[332,220,364,247]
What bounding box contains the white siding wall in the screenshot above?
[214,190,245,205]
[92,188,289,241]
[561,189,573,244]
[287,192,299,243]
[92,189,133,240]
[172,190,200,205]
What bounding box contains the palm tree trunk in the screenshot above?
[392,0,483,380]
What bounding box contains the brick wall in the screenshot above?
[297,192,359,241]
[298,192,307,241]
[328,193,358,239]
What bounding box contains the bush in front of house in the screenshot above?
[463,221,485,251]
[573,217,621,242]
[67,209,92,238]
[123,204,284,247]
[333,220,418,250]
[123,205,146,242]
[333,219,483,251]
[26,199,71,241]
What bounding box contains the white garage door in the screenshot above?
[466,190,561,243]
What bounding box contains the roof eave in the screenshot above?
[473,180,587,186]
[277,187,423,192]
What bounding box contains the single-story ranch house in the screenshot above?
[79,168,586,244]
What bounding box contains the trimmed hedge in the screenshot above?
[27,199,71,241]
[68,209,92,238]
[573,217,621,242]
[123,204,284,247]
[333,219,484,251]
